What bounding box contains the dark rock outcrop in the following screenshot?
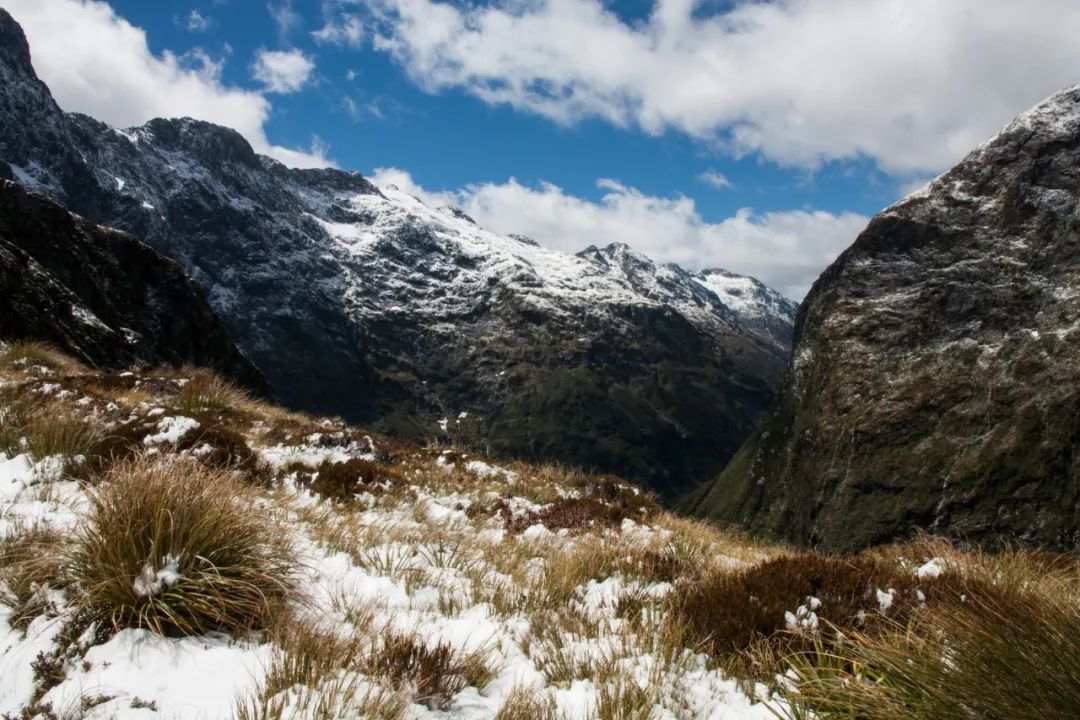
[688,86,1080,550]
[0,180,265,390]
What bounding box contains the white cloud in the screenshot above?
[252,48,315,93]
[698,170,733,191]
[370,167,868,299]
[267,0,302,37]
[363,0,1080,175]
[4,0,332,168]
[184,9,211,32]
[313,14,365,47]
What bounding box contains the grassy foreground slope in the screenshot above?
[0,341,1077,720]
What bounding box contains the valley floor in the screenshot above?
[0,342,1077,720]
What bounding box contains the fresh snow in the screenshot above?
[0,368,792,720]
[142,416,200,445]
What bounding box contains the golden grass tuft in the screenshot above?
[173,366,252,413]
[69,455,293,636]
[0,390,102,461]
[494,686,559,720]
[363,629,497,710]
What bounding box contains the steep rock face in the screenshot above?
[0,9,794,496]
[689,86,1080,549]
[0,180,265,388]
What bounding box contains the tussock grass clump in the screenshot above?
[364,630,496,710]
[0,524,69,630]
[1,341,85,375]
[674,553,934,677]
[0,390,102,461]
[238,615,407,720]
[173,366,250,413]
[785,575,1080,720]
[70,456,293,636]
[494,686,558,720]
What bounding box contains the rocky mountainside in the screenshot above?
[0,9,794,497]
[688,85,1080,550]
[0,180,265,389]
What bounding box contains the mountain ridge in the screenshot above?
[0,179,266,388]
[0,7,794,497]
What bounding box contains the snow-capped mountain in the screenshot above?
[690,84,1080,548]
[0,8,794,497]
[577,243,797,350]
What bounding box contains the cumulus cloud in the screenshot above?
[362,0,1080,175]
[313,14,365,47]
[4,0,332,168]
[252,48,315,93]
[370,167,868,299]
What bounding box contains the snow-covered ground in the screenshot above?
[0,352,792,720]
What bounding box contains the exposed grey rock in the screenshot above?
[688,85,1080,549]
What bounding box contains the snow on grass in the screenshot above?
[0,363,793,720]
[41,629,272,720]
[142,416,200,445]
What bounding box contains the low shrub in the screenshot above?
[69,456,293,636]
[298,458,402,502]
[673,553,939,676]
[476,486,657,535]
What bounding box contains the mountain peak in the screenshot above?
[0,8,33,78]
[140,117,260,168]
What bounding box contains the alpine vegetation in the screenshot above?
[1,345,1077,719]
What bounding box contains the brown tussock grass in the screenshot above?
[70,455,294,637]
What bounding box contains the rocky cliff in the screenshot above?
[689,86,1080,549]
[0,8,794,497]
[0,180,265,389]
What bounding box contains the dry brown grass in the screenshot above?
[0,341,87,377]
[493,686,559,720]
[69,455,293,636]
[784,573,1080,720]
[0,523,69,631]
[363,629,497,710]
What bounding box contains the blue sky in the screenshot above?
[104,0,898,218]
[5,0,1079,297]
